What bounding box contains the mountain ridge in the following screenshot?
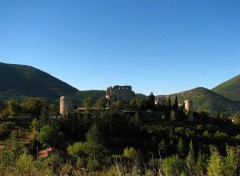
[212,74,240,102]
[0,62,79,101]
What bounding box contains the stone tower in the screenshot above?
[184,100,193,121]
[60,96,73,116]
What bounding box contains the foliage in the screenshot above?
[84,124,108,162]
[37,125,58,148]
[94,96,108,108]
[83,97,95,110]
[67,142,86,158]
[8,99,22,116]
[123,147,140,161]
[207,146,224,176]
[162,155,185,176]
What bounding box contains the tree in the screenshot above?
[123,147,140,161]
[177,137,185,157]
[95,97,108,108]
[207,146,224,176]
[37,125,58,148]
[83,97,95,110]
[8,99,22,116]
[30,118,39,131]
[224,146,240,176]
[186,140,195,175]
[158,139,167,156]
[174,95,178,111]
[84,124,108,161]
[162,155,186,176]
[146,92,155,110]
[24,97,48,116]
[195,150,206,176]
[167,96,172,110]
[67,142,86,158]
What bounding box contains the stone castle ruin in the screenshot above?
[106,85,135,102]
[60,96,73,116]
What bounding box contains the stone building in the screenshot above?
[106,85,135,102]
[184,100,193,121]
[60,96,73,116]
[155,96,164,105]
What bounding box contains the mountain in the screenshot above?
[212,75,240,102]
[165,87,240,116]
[0,62,79,101]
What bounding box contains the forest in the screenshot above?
[0,95,240,175]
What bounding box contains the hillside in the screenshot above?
[0,62,79,101]
[212,74,240,101]
[166,87,240,116]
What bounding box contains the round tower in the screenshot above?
[184,100,193,112]
[184,100,193,121]
[60,96,73,116]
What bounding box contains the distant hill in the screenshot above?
[164,87,240,116]
[0,62,79,101]
[212,75,240,102]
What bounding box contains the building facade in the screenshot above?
[106,85,135,102]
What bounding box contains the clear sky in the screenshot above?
[0,0,239,95]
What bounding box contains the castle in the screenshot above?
[106,85,135,102]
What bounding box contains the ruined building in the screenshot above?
[155,96,164,105]
[60,96,73,116]
[106,85,135,102]
[184,100,193,121]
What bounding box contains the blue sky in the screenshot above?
[0,0,239,95]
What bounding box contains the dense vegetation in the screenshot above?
[0,62,78,101]
[212,74,240,102]
[0,95,240,175]
[167,87,240,116]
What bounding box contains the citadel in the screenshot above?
[60,85,193,120]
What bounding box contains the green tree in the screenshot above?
[158,139,167,156]
[195,150,206,176]
[174,95,178,111]
[123,147,140,161]
[16,152,36,175]
[167,96,172,110]
[30,118,39,131]
[95,97,108,108]
[37,125,58,148]
[162,155,186,176]
[177,137,185,157]
[146,92,155,110]
[224,146,240,176]
[24,97,48,116]
[84,124,108,161]
[207,146,224,176]
[0,131,22,167]
[83,97,95,110]
[67,142,86,158]
[8,99,22,116]
[186,140,195,175]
